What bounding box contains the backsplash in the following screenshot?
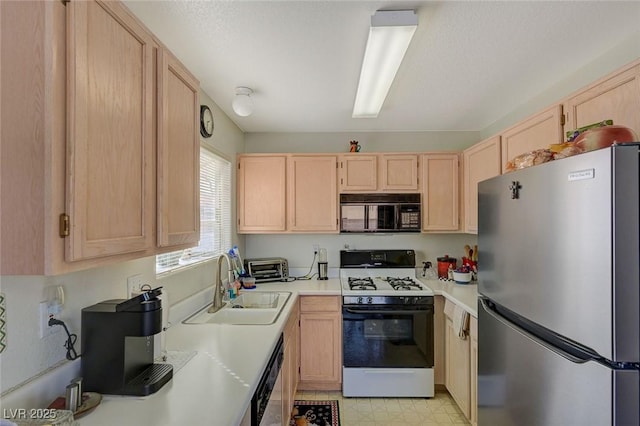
[245,233,478,272]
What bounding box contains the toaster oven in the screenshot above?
[244,258,289,283]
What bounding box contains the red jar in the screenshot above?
[437,255,457,279]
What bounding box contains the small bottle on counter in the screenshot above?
[447,264,455,281]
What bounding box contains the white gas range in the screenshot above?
[340,268,434,298]
[340,250,435,398]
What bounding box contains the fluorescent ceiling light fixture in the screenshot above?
[352,10,418,118]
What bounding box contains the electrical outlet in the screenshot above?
[39,302,60,339]
[127,274,145,297]
[312,244,320,253]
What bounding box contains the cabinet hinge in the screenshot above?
[59,214,70,237]
[560,113,566,126]
[237,163,241,169]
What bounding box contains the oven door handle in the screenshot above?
[344,308,430,315]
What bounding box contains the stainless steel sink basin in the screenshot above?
[183,291,291,325]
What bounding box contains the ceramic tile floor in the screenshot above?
[293,389,469,425]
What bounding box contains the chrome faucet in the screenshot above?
[208,253,234,314]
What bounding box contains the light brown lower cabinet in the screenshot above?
[443,300,477,423]
[282,299,300,421]
[298,296,342,390]
[470,316,478,426]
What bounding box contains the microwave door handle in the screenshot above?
[364,205,369,230]
[395,205,400,229]
[364,204,371,230]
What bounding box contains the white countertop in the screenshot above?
[78,279,341,426]
[418,277,478,317]
[78,277,477,425]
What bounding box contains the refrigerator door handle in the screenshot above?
[480,297,597,365]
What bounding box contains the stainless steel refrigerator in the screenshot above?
[477,144,640,425]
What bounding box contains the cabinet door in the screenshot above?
[463,136,501,234]
[66,0,154,260]
[500,105,563,173]
[381,154,419,191]
[564,63,640,136]
[446,317,471,419]
[299,312,341,387]
[470,316,478,426]
[288,156,338,232]
[339,155,377,191]
[298,296,341,390]
[157,49,200,248]
[237,155,287,232]
[421,154,459,231]
[433,296,446,385]
[282,300,299,422]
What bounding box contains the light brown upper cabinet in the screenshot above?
[421,154,459,231]
[288,155,339,232]
[339,155,378,192]
[380,154,419,191]
[1,0,201,275]
[463,136,501,234]
[339,153,419,192]
[1,0,69,274]
[563,62,640,136]
[500,105,563,173]
[66,0,156,261]
[157,49,200,249]
[237,155,287,232]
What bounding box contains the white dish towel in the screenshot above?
[444,299,469,339]
[453,305,469,339]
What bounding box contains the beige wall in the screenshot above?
[0,90,244,396]
[245,131,480,153]
[481,31,640,139]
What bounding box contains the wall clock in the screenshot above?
[200,105,214,138]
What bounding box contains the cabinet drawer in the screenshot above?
[300,296,341,313]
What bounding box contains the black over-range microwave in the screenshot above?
[340,193,421,233]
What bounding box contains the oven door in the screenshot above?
[342,304,434,368]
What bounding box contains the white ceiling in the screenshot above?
[123,1,640,133]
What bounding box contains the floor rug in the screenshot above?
[290,400,340,426]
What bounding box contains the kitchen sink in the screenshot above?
[182,291,291,325]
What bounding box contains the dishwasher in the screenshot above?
[251,333,284,426]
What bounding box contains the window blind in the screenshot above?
[156,147,231,274]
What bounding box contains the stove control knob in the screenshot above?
[367,297,373,304]
[357,297,363,304]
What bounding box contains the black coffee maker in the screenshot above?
[81,288,172,396]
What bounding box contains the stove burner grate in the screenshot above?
[348,277,377,291]
[385,277,423,291]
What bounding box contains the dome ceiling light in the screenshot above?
[232,86,254,117]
